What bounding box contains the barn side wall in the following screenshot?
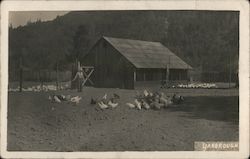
[82,38,135,89]
[134,68,189,89]
[169,69,188,81]
[135,68,188,81]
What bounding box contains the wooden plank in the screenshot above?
[81,66,94,69]
[82,70,94,85]
[134,70,136,82]
[82,69,94,87]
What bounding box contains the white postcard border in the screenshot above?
[1,0,249,159]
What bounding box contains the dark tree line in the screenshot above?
[9,10,239,75]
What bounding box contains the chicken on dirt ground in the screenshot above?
[91,93,120,109]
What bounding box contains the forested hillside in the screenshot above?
[9,10,239,73]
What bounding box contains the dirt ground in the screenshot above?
[7,87,239,151]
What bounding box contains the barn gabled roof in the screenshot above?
[102,36,192,69]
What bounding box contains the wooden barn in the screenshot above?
[82,36,192,89]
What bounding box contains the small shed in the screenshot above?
[83,36,192,89]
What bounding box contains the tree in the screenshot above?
[9,11,239,80]
[72,25,89,62]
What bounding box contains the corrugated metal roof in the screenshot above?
[103,36,192,69]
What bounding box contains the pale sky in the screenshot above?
[9,11,69,28]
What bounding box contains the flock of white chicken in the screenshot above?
[90,93,120,109]
[175,83,218,89]
[9,84,185,110]
[49,94,82,105]
[8,82,219,93]
[9,84,68,92]
[126,90,184,110]
[89,90,184,110]
[8,83,218,92]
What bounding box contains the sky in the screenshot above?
[9,11,69,28]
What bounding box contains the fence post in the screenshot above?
[71,60,78,90]
[38,69,44,91]
[56,62,59,90]
[229,55,231,88]
[19,57,23,92]
[71,64,74,89]
[41,71,44,91]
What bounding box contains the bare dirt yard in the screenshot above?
[7,87,239,151]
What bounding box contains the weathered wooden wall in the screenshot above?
[169,69,188,81]
[136,68,165,81]
[83,38,135,89]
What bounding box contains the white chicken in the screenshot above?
[98,101,109,109]
[135,99,142,110]
[65,95,71,101]
[150,102,164,110]
[70,96,82,105]
[160,92,166,98]
[48,95,52,101]
[54,95,61,103]
[142,100,150,110]
[172,94,184,104]
[103,93,107,100]
[149,92,154,97]
[159,97,168,106]
[108,100,118,108]
[101,93,109,104]
[126,103,136,108]
[143,90,149,97]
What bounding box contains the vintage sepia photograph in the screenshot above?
[1,0,249,159]
[7,10,240,151]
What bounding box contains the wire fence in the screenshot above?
[9,69,72,82]
[8,67,238,92]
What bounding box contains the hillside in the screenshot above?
[9,10,239,73]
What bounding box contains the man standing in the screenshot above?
[72,66,85,92]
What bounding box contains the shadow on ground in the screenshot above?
[167,96,239,124]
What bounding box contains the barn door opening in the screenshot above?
[123,65,134,89]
